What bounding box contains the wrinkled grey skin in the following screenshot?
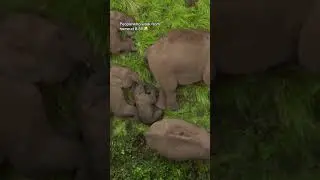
[145,119,210,161]
[77,70,108,180]
[0,13,95,84]
[110,11,136,54]
[145,29,210,110]
[213,0,314,74]
[0,76,88,180]
[132,83,163,125]
[110,65,140,118]
[298,0,320,72]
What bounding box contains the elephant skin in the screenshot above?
[0,13,95,84]
[132,83,163,125]
[145,29,210,110]
[110,11,136,54]
[110,65,140,118]
[145,119,210,161]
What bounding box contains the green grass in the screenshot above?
[110,0,210,179]
[213,68,320,180]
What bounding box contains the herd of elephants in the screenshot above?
[0,0,319,179]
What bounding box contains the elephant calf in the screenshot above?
[145,29,210,110]
[110,11,136,54]
[110,65,140,118]
[132,83,163,125]
[145,119,210,161]
[0,12,94,84]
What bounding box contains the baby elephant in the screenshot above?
[110,11,136,54]
[0,13,94,84]
[145,119,210,161]
[132,83,163,125]
[110,65,140,118]
[0,76,88,180]
[145,29,210,110]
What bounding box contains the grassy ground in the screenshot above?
[110,0,210,179]
[213,67,320,180]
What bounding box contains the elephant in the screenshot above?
[0,12,95,84]
[145,29,210,110]
[110,65,140,118]
[132,83,163,125]
[110,11,136,54]
[145,119,210,161]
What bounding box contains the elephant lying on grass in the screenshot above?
[110,65,163,124]
[110,65,140,118]
[132,83,163,125]
[145,119,210,161]
[110,11,136,54]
